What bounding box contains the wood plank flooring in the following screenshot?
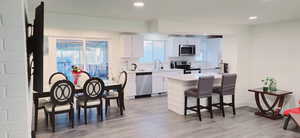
[36,96,300,138]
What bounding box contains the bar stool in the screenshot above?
[184,76,215,121]
[212,73,237,117]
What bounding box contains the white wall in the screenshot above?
[247,20,300,108]
[0,0,31,138]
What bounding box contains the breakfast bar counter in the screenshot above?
[165,73,222,115]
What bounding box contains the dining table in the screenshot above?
[32,80,123,132]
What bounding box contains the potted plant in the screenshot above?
[261,77,277,92]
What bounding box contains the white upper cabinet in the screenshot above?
[121,34,144,58]
[132,35,144,58]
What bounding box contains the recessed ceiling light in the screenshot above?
[134,2,144,7]
[249,16,258,20]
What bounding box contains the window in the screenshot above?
[139,40,166,63]
[195,38,221,67]
[56,39,109,81]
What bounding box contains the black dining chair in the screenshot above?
[44,80,75,132]
[74,71,91,98]
[76,77,105,124]
[104,71,127,114]
[184,76,215,121]
[43,72,68,106]
[212,73,237,117]
[49,72,68,86]
[76,71,91,88]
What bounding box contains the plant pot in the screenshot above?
[263,87,268,92]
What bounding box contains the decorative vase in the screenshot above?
[72,71,82,85]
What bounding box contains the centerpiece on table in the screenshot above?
[261,77,277,92]
[71,65,83,86]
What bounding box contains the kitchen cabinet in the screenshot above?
[121,34,144,58]
[124,72,136,98]
[166,38,179,57]
[152,72,165,94]
[152,70,183,94]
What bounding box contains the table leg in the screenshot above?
[34,98,39,132]
[255,93,265,113]
[119,88,124,115]
[276,96,285,116]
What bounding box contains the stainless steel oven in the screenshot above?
[179,45,195,56]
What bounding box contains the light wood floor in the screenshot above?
[36,96,300,138]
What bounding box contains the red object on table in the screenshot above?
[72,71,82,85]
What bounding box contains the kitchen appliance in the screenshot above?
[174,61,201,74]
[136,72,152,97]
[170,61,175,69]
[130,63,137,71]
[218,60,229,73]
[179,45,196,56]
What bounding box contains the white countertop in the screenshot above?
[164,73,222,81]
[126,69,183,74]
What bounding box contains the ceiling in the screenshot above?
[28,0,300,25]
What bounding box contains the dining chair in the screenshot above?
[184,76,214,121]
[46,72,68,104]
[76,71,91,88]
[36,72,68,129]
[75,71,91,98]
[76,77,105,124]
[44,80,75,132]
[104,71,127,114]
[49,72,68,86]
[212,73,237,117]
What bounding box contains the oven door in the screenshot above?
[179,45,195,56]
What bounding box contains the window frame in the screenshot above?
[49,36,110,79]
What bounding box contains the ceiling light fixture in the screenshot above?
[249,16,258,20]
[133,1,144,7]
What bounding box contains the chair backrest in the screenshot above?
[118,71,127,90]
[220,73,237,95]
[83,77,105,100]
[197,76,214,97]
[50,80,75,105]
[77,71,91,88]
[48,72,68,85]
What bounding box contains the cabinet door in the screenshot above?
[124,74,136,97]
[121,35,133,58]
[132,35,144,58]
[152,73,164,94]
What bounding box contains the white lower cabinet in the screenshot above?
[125,70,183,98]
[152,70,183,94]
[152,72,165,94]
[124,73,136,99]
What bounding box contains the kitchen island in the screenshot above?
[165,73,222,115]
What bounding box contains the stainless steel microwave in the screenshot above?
[179,45,196,56]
